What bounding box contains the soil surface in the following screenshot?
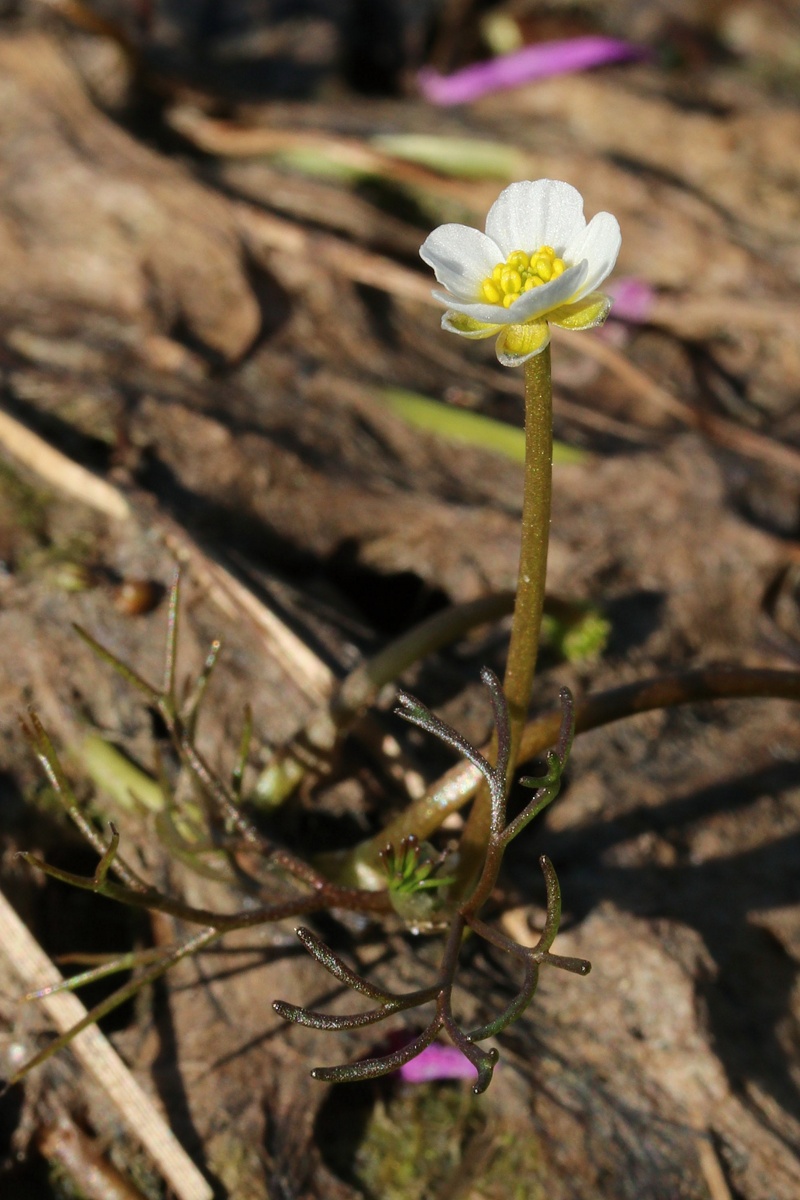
[1,2,799,1198]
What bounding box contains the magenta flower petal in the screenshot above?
[418,37,649,107]
[399,1042,479,1083]
[607,277,656,323]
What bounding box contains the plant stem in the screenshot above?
[254,589,599,808]
[322,665,800,887]
[254,590,515,806]
[503,346,554,770]
[454,346,554,891]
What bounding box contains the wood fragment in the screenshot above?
[0,887,213,1200]
[0,405,420,795]
[695,1130,734,1200]
[0,409,132,521]
[167,106,499,205]
[651,296,800,337]
[159,516,335,706]
[561,331,800,476]
[38,1115,148,1200]
[236,200,433,306]
[0,406,332,704]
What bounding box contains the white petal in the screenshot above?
[431,289,504,324]
[433,259,588,326]
[420,224,503,302]
[485,180,586,257]
[563,212,621,298]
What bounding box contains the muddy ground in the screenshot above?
[0,1,799,1197]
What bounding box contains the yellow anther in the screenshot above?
[500,268,523,295]
[479,246,570,307]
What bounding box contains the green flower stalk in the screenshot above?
[420,179,621,878]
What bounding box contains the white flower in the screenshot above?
[420,179,621,367]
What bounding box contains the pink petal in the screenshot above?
[418,37,649,107]
[607,277,656,323]
[399,1042,478,1083]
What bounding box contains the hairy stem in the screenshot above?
[503,347,554,766]
[434,347,553,896]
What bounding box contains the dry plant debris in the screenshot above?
[0,3,799,1198]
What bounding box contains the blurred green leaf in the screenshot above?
[380,388,586,465]
[372,134,522,180]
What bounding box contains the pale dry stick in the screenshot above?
[555,391,654,444]
[235,202,433,307]
[0,407,419,792]
[0,408,132,521]
[407,273,800,475]
[694,1131,734,1200]
[0,404,332,704]
[39,1115,150,1200]
[167,107,504,208]
[159,520,423,796]
[558,329,800,477]
[34,0,139,50]
[159,516,335,707]
[549,325,690,423]
[0,887,213,1200]
[651,295,800,338]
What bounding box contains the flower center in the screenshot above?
[480,246,567,308]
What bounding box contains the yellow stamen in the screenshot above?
[479,245,568,308]
[500,268,522,295]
